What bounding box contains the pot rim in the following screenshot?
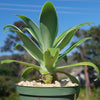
[16,84,79,88]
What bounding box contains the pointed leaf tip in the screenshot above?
[15,44,22,49]
[1,60,14,64]
[54,22,94,50]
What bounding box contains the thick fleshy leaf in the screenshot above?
[44,48,59,72]
[1,60,40,70]
[8,29,43,62]
[54,29,70,47]
[22,67,34,79]
[15,44,42,63]
[57,71,80,99]
[4,25,22,32]
[56,37,91,64]
[15,15,43,49]
[55,62,100,79]
[54,22,93,50]
[4,25,43,62]
[22,27,38,42]
[39,1,58,52]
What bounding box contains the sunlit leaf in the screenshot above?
[1,60,40,70]
[54,22,94,50]
[8,29,43,62]
[39,1,58,52]
[44,48,59,72]
[55,62,100,79]
[4,24,22,32]
[15,15,43,49]
[56,37,92,64]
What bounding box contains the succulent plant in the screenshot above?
[1,1,99,85]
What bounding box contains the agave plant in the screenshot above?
[1,1,99,85]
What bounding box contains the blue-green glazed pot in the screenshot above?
[16,85,78,100]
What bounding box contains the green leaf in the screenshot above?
[1,60,40,70]
[22,27,38,42]
[56,37,92,64]
[57,71,80,99]
[54,22,93,50]
[39,1,58,52]
[55,62,100,79]
[22,67,34,79]
[8,29,43,62]
[15,44,47,72]
[44,48,59,72]
[15,44,43,63]
[15,44,21,49]
[54,29,70,47]
[15,15,43,48]
[4,25,22,32]
[48,48,59,57]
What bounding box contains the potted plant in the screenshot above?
[1,1,99,100]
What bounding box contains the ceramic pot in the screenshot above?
[16,85,78,100]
